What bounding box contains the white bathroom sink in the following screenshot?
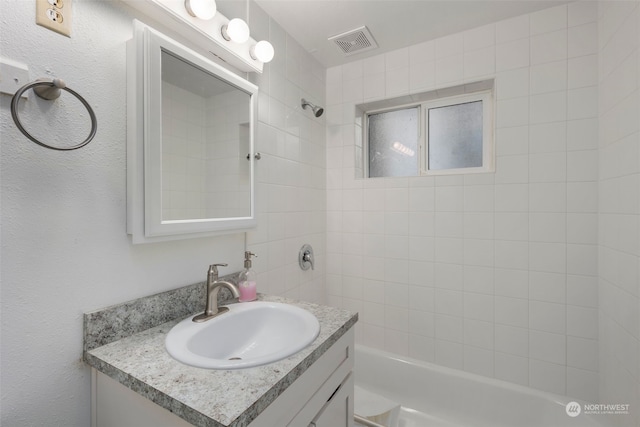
[165,301,320,369]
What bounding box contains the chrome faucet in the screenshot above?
[193,263,240,323]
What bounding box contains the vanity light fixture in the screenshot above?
[184,0,217,20]
[250,40,274,63]
[124,0,273,72]
[221,18,250,43]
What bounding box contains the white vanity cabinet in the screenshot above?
[255,329,354,427]
[91,329,354,427]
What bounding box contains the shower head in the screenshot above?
[301,98,324,117]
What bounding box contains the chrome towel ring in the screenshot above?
[10,78,97,151]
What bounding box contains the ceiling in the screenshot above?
[251,0,569,68]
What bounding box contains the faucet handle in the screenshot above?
[208,263,228,278]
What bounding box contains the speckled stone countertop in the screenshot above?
[83,286,357,427]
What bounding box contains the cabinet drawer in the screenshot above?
[309,372,353,427]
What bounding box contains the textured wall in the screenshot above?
[0,0,325,425]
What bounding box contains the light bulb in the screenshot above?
[222,18,250,43]
[250,40,274,63]
[184,0,217,20]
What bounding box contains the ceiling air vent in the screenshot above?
[328,26,378,56]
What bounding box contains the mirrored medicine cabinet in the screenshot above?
[127,21,258,244]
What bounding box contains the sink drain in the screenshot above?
[228,357,242,360]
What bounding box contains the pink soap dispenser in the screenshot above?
[238,251,257,302]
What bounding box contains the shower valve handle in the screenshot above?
[299,244,315,270]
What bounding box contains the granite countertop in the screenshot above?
[84,293,357,427]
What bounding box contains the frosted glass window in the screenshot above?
[367,107,419,178]
[361,83,494,178]
[428,101,483,170]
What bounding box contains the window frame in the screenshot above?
[362,88,494,178]
[422,90,494,176]
[363,103,422,179]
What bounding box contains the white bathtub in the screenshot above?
[354,345,608,427]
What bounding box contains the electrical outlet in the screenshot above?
[36,0,71,37]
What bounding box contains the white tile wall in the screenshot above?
[326,1,602,401]
[597,1,640,426]
[243,2,327,304]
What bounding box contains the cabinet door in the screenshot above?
[309,373,354,427]
[92,370,192,427]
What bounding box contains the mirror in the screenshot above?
[127,21,258,244]
[160,51,251,220]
